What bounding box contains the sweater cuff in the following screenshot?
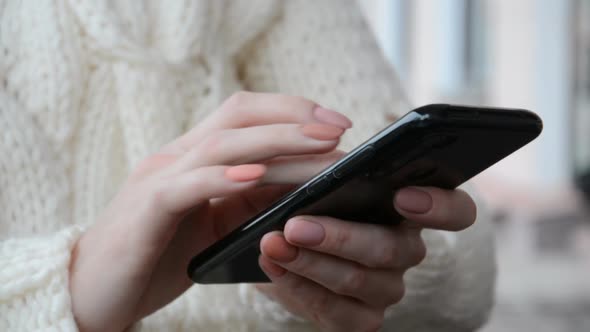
[0,227,83,331]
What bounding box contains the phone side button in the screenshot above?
[306,175,331,195]
[333,146,376,179]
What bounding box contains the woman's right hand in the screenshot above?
[68,92,352,332]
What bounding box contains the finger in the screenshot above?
[170,92,352,151]
[162,164,267,215]
[258,255,385,332]
[262,150,346,184]
[191,149,346,237]
[168,124,344,173]
[260,232,406,308]
[394,187,477,231]
[127,164,266,253]
[129,153,179,180]
[283,216,426,269]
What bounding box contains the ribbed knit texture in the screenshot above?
[0,1,495,331]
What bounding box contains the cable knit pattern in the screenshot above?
[0,1,495,331]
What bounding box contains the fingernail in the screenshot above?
[394,187,433,214]
[313,106,353,128]
[259,256,287,277]
[225,164,266,182]
[286,218,325,246]
[301,124,344,141]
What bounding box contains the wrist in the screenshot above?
[68,233,127,332]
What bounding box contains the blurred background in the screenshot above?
[359,0,590,331]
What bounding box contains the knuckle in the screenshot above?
[373,243,397,268]
[336,265,367,295]
[202,131,225,149]
[199,131,227,159]
[134,154,158,173]
[363,228,398,268]
[331,226,352,252]
[130,153,174,180]
[292,95,314,107]
[223,91,252,111]
[279,95,316,117]
[148,180,169,210]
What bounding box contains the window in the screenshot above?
[572,0,590,179]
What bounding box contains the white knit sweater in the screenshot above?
[0,1,495,331]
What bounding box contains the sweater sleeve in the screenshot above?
[236,0,412,151]
[0,88,86,331]
[235,1,496,331]
[0,228,82,331]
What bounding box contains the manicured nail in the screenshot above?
[259,256,287,277]
[301,124,344,141]
[225,164,266,182]
[394,187,433,214]
[313,106,353,128]
[286,218,325,246]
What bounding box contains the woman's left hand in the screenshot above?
[257,186,476,332]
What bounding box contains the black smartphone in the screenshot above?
[187,104,543,284]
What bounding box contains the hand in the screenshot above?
[68,92,353,332]
[257,187,476,332]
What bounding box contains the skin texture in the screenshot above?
[68,92,477,332]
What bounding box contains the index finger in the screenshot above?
[167,92,352,152]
